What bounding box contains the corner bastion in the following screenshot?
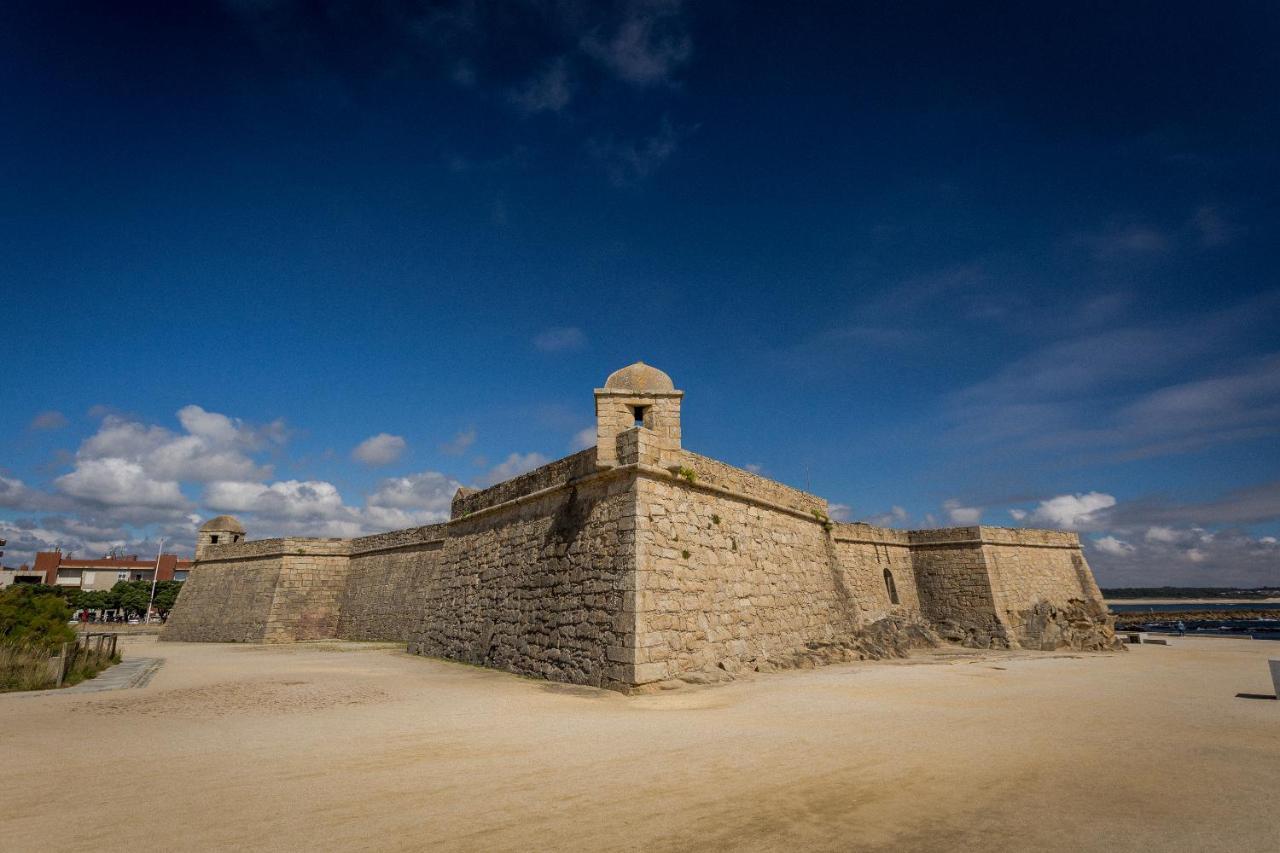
[163,361,1119,691]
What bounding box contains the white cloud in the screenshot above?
[352,433,406,466]
[439,430,476,456]
[1008,508,1028,521]
[581,0,691,86]
[0,476,37,510]
[204,468,468,539]
[1144,526,1181,543]
[866,506,909,527]
[1092,535,1135,556]
[367,471,461,515]
[29,410,68,431]
[1027,492,1116,530]
[828,503,852,522]
[943,499,982,525]
[481,452,549,486]
[205,479,346,522]
[74,407,273,484]
[571,427,596,450]
[944,295,1280,464]
[55,458,187,509]
[1082,523,1280,587]
[588,117,686,186]
[510,56,573,114]
[177,404,242,444]
[533,326,587,352]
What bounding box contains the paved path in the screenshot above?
[62,657,163,694]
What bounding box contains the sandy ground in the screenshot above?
[2,637,1278,853]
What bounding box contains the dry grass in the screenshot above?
[0,641,120,692]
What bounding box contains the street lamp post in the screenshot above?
[145,538,165,624]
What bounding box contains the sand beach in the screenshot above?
[2,636,1277,852]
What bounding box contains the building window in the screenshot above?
[632,406,648,428]
[210,535,219,544]
[117,572,129,581]
[233,535,240,542]
[884,569,899,605]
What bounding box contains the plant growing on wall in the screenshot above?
[811,509,833,531]
[668,465,697,485]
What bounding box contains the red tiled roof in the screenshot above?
[36,551,192,583]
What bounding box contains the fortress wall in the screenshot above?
[906,528,1007,646]
[980,529,1093,609]
[632,472,856,685]
[160,550,286,642]
[336,524,449,641]
[260,540,352,642]
[675,450,827,516]
[977,528,1115,650]
[831,524,920,620]
[451,449,597,517]
[408,469,637,689]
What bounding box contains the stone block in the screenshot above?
[632,661,669,684]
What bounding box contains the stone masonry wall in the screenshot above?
[907,529,1008,647]
[632,472,861,685]
[674,450,826,516]
[407,469,636,689]
[978,528,1116,650]
[451,449,596,517]
[262,541,351,642]
[831,523,921,621]
[161,552,285,642]
[337,525,448,642]
[164,445,1116,675]
[904,527,1114,650]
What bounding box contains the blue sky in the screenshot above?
[2,1,1278,586]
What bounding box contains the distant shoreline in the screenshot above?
[1105,598,1280,605]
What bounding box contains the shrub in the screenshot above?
[1,587,120,692]
[669,465,697,485]
[0,586,75,648]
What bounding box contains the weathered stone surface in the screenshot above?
[164,362,1119,690]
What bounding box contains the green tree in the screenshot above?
[151,580,184,621]
[112,580,153,619]
[18,583,75,602]
[71,588,120,617]
[0,586,75,648]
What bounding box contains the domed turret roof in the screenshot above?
[199,515,245,534]
[603,361,675,392]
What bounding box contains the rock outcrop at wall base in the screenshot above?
[1018,599,1123,651]
[934,617,1013,650]
[650,616,942,691]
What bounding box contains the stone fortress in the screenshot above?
[163,363,1118,691]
